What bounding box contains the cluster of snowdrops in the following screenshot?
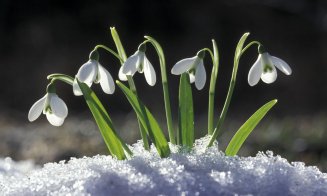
[28,27,292,160]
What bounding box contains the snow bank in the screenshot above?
[1,137,327,196]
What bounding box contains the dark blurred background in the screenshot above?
[1,0,327,171]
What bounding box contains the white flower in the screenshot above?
[28,93,68,126]
[248,52,292,86]
[119,50,156,86]
[73,60,115,96]
[171,55,206,90]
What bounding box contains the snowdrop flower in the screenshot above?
[73,49,115,96]
[28,84,68,126]
[119,43,156,86]
[248,45,292,86]
[171,50,206,90]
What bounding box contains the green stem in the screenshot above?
[110,27,150,150]
[208,40,219,135]
[94,45,123,62]
[144,35,175,144]
[207,33,251,147]
[47,73,74,85]
[241,41,261,55]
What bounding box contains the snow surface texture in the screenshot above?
[1,136,327,196]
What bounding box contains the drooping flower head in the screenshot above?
[248,45,292,86]
[28,83,68,126]
[119,43,156,86]
[73,49,115,95]
[171,50,206,90]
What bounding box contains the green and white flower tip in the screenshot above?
[118,43,156,86]
[73,49,115,96]
[28,83,68,126]
[171,50,206,90]
[248,45,292,86]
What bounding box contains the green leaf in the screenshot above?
[78,80,132,160]
[225,99,277,156]
[178,73,194,147]
[235,33,250,59]
[110,27,127,62]
[117,81,170,158]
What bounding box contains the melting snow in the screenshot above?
[1,136,327,195]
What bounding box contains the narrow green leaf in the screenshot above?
[110,27,127,62]
[178,73,194,147]
[117,81,170,158]
[78,80,132,160]
[225,99,277,156]
[235,33,250,59]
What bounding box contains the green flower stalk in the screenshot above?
[208,40,219,135]
[207,33,250,147]
[143,36,176,144]
[110,27,150,150]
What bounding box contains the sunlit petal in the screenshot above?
[261,65,277,84]
[189,73,195,83]
[28,95,47,122]
[76,60,98,84]
[122,51,141,75]
[171,56,197,75]
[46,112,65,126]
[195,60,206,90]
[118,67,128,81]
[143,56,156,86]
[271,56,292,75]
[49,93,68,118]
[248,55,263,86]
[98,64,115,94]
[73,78,83,96]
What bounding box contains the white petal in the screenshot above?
[248,55,263,86]
[118,67,128,81]
[261,65,277,84]
[143,56,156,86]
[98,64,115,94]
[195,60,206,90]
[76,60,98,84]
[73,78,83,96]
[171,56,197,75]
[46,112,65,126]
[189,73,195,83]
[271,56,292,75]
[122,51,141,75]
[28,95,47,122]
[49,93,68,118]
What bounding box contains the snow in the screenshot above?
[1,136,327,196]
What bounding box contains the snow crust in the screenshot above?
[1,136,327,196]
